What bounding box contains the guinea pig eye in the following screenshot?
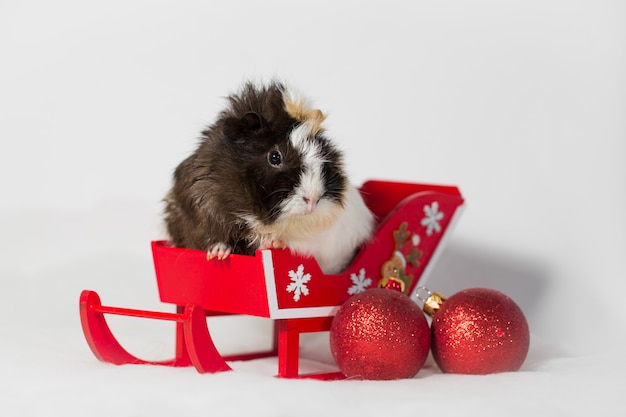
[267,150,283,167]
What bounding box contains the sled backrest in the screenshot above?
[359,180,462,221]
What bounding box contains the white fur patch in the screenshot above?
[279,121,327,218]
[243,185,375,274]
[287,185,375,273]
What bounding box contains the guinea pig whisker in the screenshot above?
[266,187,292,198]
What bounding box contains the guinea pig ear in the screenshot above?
[223,111,267,141]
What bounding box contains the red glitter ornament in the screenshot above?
[421,287,530,374]
[329,288,430,380]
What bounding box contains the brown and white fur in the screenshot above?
[163,81,374,274]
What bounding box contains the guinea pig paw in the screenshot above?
[206,243,232,261]
[261,240,287,250]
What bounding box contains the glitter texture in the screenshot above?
[329,288,430,380]
[430,288,530,374]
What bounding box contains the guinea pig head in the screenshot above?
[221,97,347,232]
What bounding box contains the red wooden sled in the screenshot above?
[80,180,464,379]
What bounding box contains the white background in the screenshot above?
[1,1,625,416]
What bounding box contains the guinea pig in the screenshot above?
[163,81,374,274]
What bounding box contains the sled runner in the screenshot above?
[80,180,464,379]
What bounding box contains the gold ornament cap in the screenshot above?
[415,286,446,316]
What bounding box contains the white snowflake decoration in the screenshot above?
[421,201,444,236]
[348,268,372,295]
[286,264,311,302]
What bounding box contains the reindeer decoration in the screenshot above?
[378,222,422,293]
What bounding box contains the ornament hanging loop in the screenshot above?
[415,286,432,302]
[415,286,446,317]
